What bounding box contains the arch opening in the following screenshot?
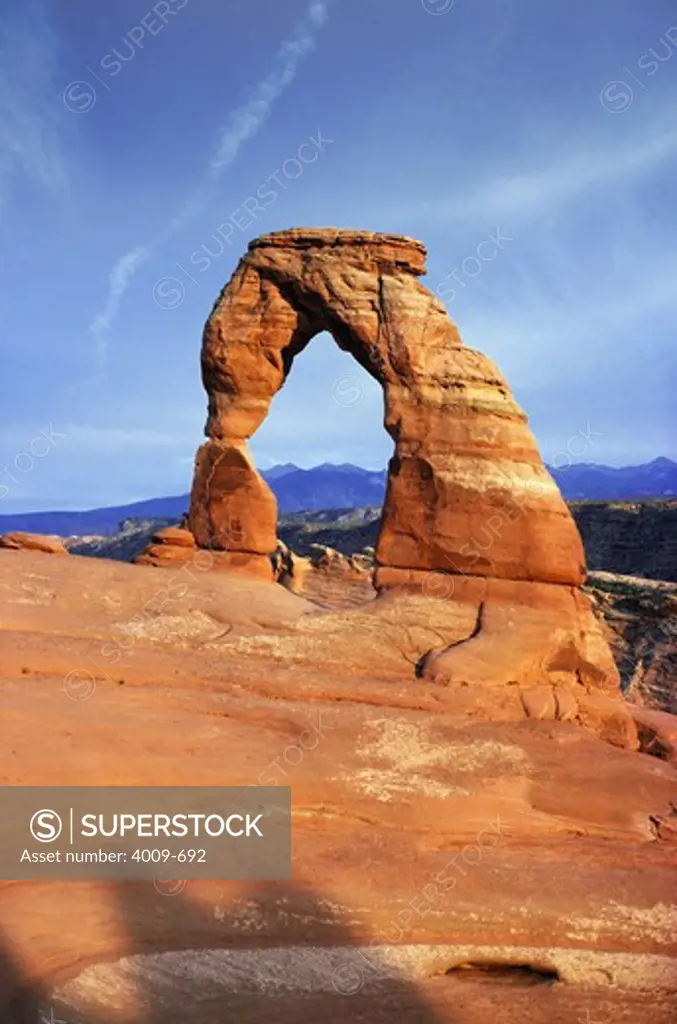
[251,330,391,607]
[261,271,390,392]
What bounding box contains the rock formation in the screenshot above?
[0,531,68,555]
[273,540,374,609]
[133,525,197,567]
[188,228,624,732]
[132,524,273,580]
[190,228,584,587]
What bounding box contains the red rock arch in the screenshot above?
[189,228,585,588]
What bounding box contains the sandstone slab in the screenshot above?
[0,553,676,1024]
[0,532,68,555]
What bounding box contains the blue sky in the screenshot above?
[1,0,676,512]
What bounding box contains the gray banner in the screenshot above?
[0,786,290,881]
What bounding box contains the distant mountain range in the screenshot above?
[0,457,675,538]
[549,456,677,501]
[265,462,388,514]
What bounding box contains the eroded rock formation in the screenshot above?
[0,531,68,555]
[190,228,584,587]
[273,540,375,609]
[134,525,197,568]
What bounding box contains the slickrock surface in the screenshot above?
[1,551,676,1022]
[0,531,68,555]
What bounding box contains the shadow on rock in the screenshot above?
[0,936,47,1024]
[7,880,445,1023]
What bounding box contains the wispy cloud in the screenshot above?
[88,246,151,359]
[171,0,333,230]
[412,115,677,226]
[463,254,677,367]
[0,0,67,214]
[88,0,335,367]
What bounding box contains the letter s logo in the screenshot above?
[30,809,63,843]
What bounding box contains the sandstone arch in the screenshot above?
[189,228,585,589]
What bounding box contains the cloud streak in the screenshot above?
[171,0,333,230]
[408,114,677,227]
[88,0,335,367]
[89,246,151,357]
